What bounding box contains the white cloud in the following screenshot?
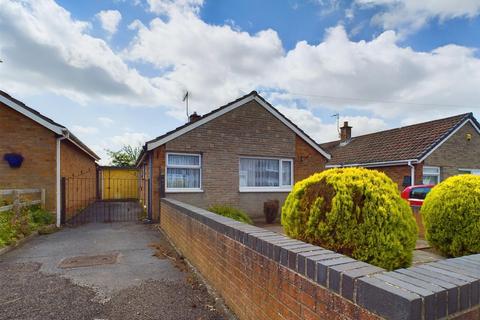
[355,0,480,34]
[146,0,204,15]
[124,10,284,116]
[96,9,122,35]
[71,125,99,135]
[114,0,142,6]
[98,116,115,127]
[91,131,150,165]
[0,0,167,106]
[1,0,480,147]
[123,8,480,123]
[277,104,388,142]
[109,131,149,147]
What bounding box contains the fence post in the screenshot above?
[12,190,20,219]
[40,189,46,209]
[96,168,101,200]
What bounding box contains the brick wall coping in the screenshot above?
[162,198,480,320]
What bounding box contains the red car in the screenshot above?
[401,184,435,206]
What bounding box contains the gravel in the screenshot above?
[0,262,103,320]
[103,279,225,320]
[0,262,226,320]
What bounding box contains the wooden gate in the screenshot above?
[60,167,148,226]
[99,167,139,200]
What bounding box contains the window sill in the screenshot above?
[239,187,292,193]
[166,189,204,193]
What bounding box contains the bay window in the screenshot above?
[422,166,440,185]
[166,153,202,192]
[239,157,293,192]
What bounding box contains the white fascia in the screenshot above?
[0,95,64,135]
[325,159,419,168]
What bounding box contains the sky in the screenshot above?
[1,0,480,164]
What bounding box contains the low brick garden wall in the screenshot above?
[160,198,480,320]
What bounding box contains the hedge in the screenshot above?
[421,174,480,257]
[281,168,417,270]
[208,205,253,225]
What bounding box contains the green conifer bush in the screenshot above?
[282,168,417,270]
[422,175,480,257]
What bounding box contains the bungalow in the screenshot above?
[136,91,331,221]
[0,90,100,226]
[321,113,480,191]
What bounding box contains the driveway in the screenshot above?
[0,222,226,320]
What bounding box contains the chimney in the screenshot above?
[189,112,201,123]
[340,121,352,141]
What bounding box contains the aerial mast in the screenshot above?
[332,113,340,138]
[183,91,189,120]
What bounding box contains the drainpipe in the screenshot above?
[408,161,415,186]
[56,130,69,227]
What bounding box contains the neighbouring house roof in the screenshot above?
[137,91,331,165]
[0,90,100,161]
[322,113,480,167]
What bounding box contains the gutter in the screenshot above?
[56,130,69,227]
[326,159,419,168]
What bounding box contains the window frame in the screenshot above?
[165,152,203,193]
[238,156,294,193]
[422,166,441,185]
[458,168,480,175]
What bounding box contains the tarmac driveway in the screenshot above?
[0,222,226,320]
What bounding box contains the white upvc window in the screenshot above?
[423,166,440,185]
[165,153,202,192]
[239,157,293,192]
[458,168,480,175]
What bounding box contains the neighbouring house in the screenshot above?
[321,113,480,191]
[0,90,100,225]
[136,91,331,221]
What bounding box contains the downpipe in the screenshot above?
[407,160,415,186]
[56,130,69,227]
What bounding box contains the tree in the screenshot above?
[106,145,142,167]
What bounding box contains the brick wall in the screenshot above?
[424,122,480,180]
[0,102,57,211]
[161,198,480,320]
[295,135,327,181]
[148,100,327,220]
[60,140,97,179]
[150,146,165,221]
[61,140,97,219]
[375,163,423,191]
[0,101,98,219]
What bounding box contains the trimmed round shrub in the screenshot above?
[208,205,253,225]
[282,168,417,270]
[421,175,480,257]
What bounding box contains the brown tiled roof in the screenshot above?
[137,91,330,165]
[144,91,260,147]
[322,113,478,166]
[0,89,100,160]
